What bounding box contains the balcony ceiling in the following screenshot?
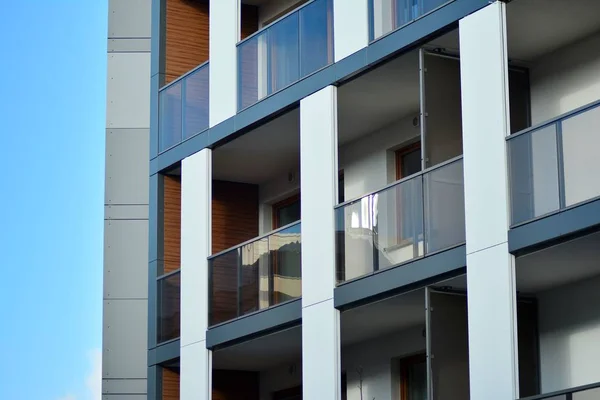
[507,0,600,62]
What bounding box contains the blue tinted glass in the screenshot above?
[267,12,299,94]
[238,33,262,110]
[300,0,333,77]
[183,64,209,140]
[159,81,182,152]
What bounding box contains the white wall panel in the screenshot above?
[106,53,151,129]
[210,0,239,126]
[103,220,149,299]
[181,149,212,346]
[302,300,341,400]
[108,0,151,38]
[181,341,211,400]
[333,0,369,62]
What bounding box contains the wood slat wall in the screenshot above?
[163,175,181,274]
[213,370,259,400]
[165,0,210,84]
[162,368,180,400]
[210,180,259,325]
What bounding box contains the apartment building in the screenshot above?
[105,0,600,399]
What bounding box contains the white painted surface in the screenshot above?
[538,274,600,393]
[302,300,341,400]
[300,85,338,305]
[333,0,369,62]
[106,53,151,129]
[460,4,519,400]
[342,327,425,400]
[108,0,151,38]
[530,31,600,125]
[260,360,302,400]
[372,0,394,40]
[210,0,239,126]
[181,149,211,346]
[181,341,211,400]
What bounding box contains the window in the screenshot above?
[400,353,427,400]
[338,170,345,203]
[272,194,301,229]
[396,142,422,179]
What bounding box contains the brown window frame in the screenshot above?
[395,141,422,180]
[272,193,301,230]
[399,353,427,400]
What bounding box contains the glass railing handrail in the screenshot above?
[236,0,318,47]
[156,268,181,281]
[208,220,301,260]
[507,98,600,141]
[335,155,464,209]
[159,60,210,93]
[518,381,600,400]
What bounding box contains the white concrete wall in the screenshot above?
[530,31,600,125]
[339,114,420,201]
[260,360,302,400]
[334,0,369,62]
[538,274,600,393]
[460,3,519,400]
[342,327,426,400]
[180,149,212,400]
[103,1,151,398]
[210,0,239,126]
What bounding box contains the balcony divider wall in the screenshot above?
[209,222,302,326]
[335,157,465,283]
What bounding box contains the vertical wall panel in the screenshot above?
[333,0,368,62]
[165,0,209,84]
[162,368,180,400]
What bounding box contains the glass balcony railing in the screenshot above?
[370,0,454,41]
[159,62,209,153]
[519,381,600,400]
[208,222,301,326]
[508,101,600,226]
[157,270,181,343]
[237,0,334,111]
[335,158,465,283]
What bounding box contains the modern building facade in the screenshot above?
[106,0,600,399]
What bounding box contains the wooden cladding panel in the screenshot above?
[163,175,181,274]
[241,4,259,40]
[162,368,180,400]
[213,370,259,400]
[212,180,259,254]
[165,0,209,84]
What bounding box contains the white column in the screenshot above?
[180,149,212,400]
[333,0,369,62]
[459,3,519,400]
[209,0,239,126]
[300,86,341,400]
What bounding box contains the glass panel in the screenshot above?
[270,223,302,304]
[268,12,299,94]
[373,177,424,270]
[238,32,264,110]
[406,360,427,400]
[574,387,600,399]
[157,272,181,343]
[276,200,301,228]
[561,106,600,207]
[371,0,453,40]
[402,148,422,177]
[183,65,209,140]
[159,81,182,152]
[209,249,239,325]
[509,125,560,225]
[240,238,269,316]
[299,0,333,77]
[423,160,465,253]
[337,198,375,283]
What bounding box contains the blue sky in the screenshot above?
[0,1,107,399]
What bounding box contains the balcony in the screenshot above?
[237,0,334,111]
[159,62,209,153]
[370,0,454,41]
[335,157,465,283]
[157,270,181,344]
[520,382,600,400]
[508,101,600,226]
[209,222,301,326]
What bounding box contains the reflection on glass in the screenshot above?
[159,81,182,152]
[209,223,302,326]
[509,125,560,225]
[157,272,181,343]
[183,65,209,140]
[270,224,302,304]
[237,0,333,111]
[424,160,465,253]
[573,387,600,399]
[209,250,239,325]
[371,0,453,41]
[335,159,464,284]
[561,106,600,207]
